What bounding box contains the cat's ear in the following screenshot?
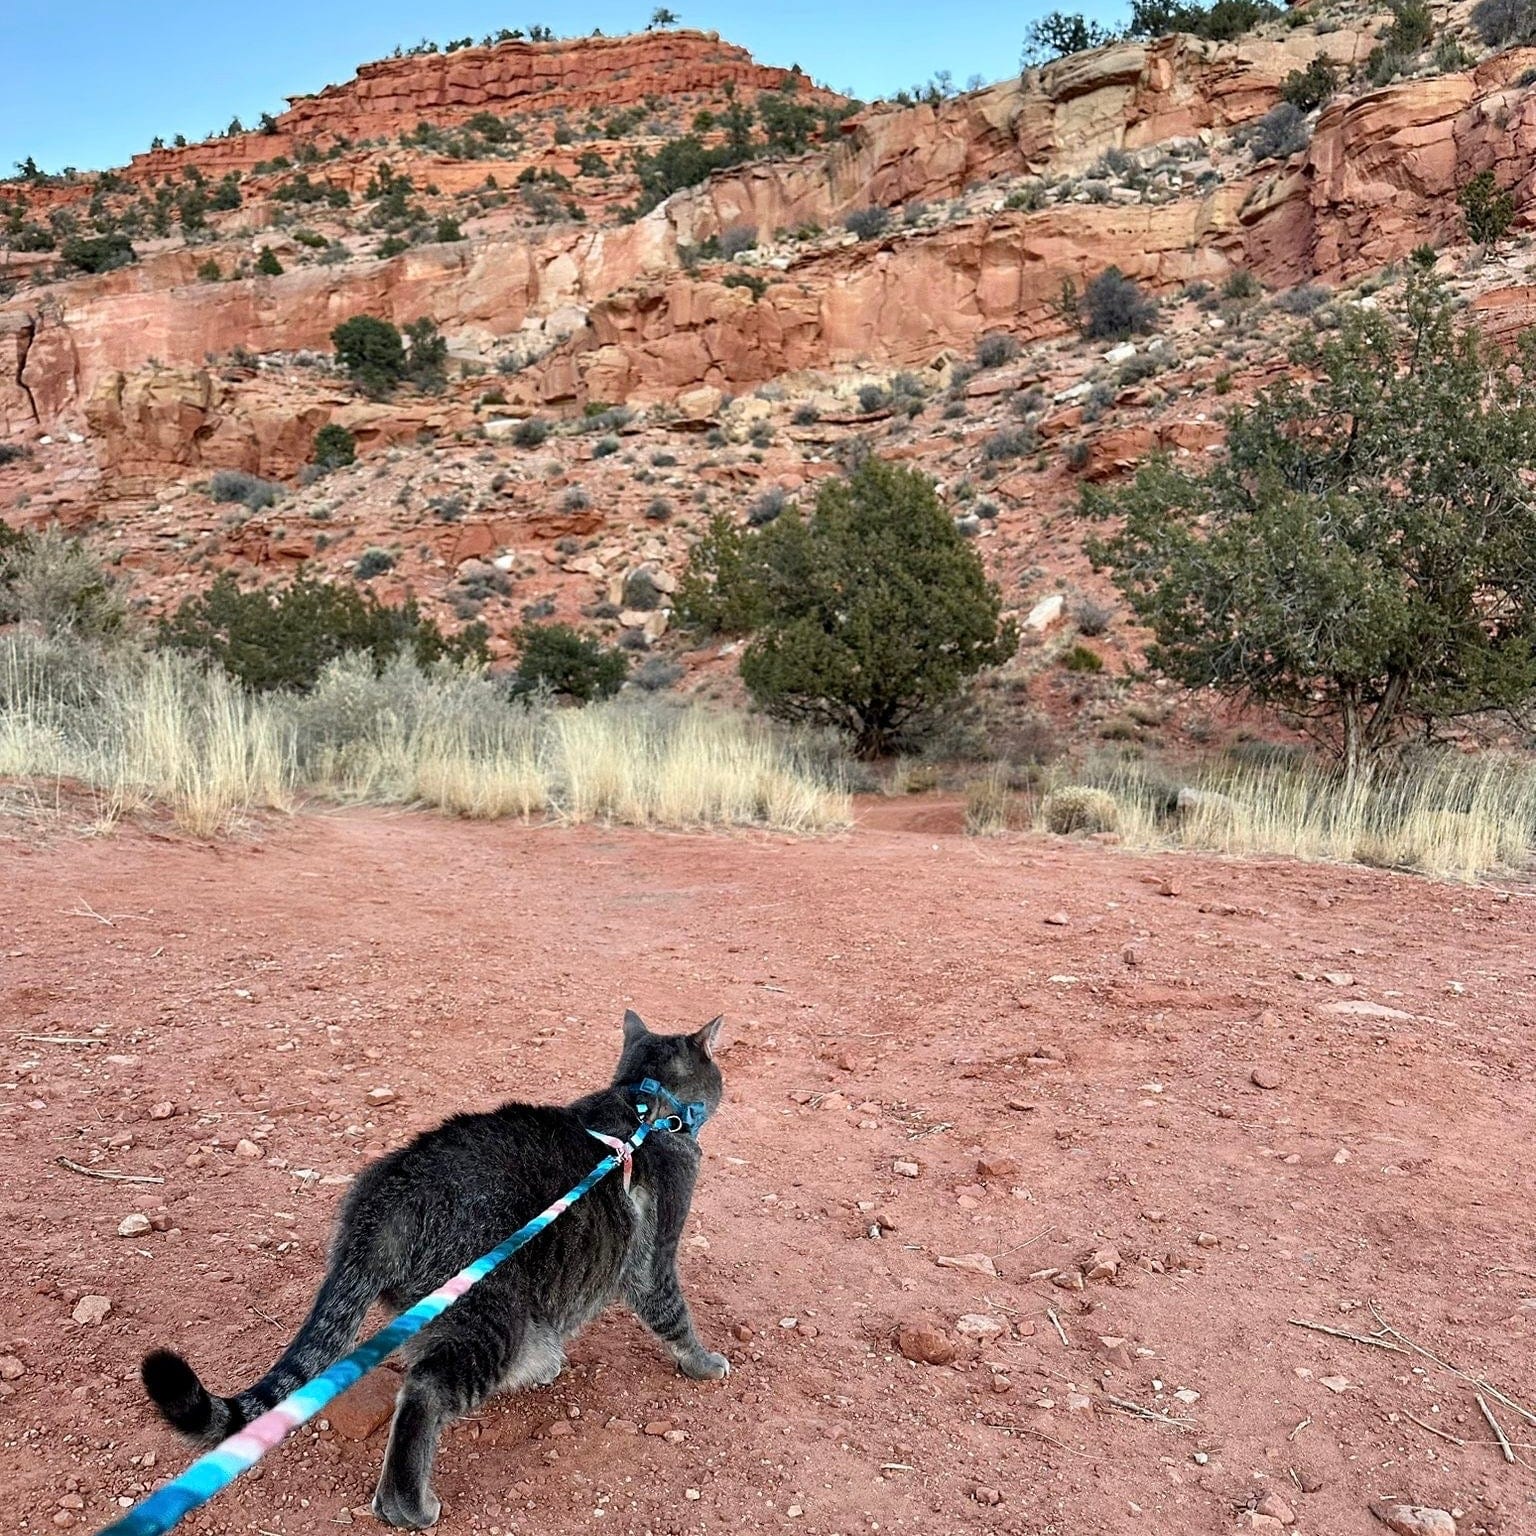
[622,1009,650,1044]
[691,1016,725,1060]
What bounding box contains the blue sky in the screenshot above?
[0,2,1105,175]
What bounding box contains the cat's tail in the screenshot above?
[141,1263,379,1446]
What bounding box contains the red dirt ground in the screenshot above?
[2,807,1534,1536]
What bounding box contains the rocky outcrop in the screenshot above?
[1242,48,1536,283]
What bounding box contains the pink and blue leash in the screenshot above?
[95,1100,670,1536]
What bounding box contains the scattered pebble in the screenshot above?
[936,1252,998,1278]
[1370,1505,1457,1536]
[72,1295,112,1325]
[117,1213,152,1238]
[972,1486,1003,1506]
[892,1160,920,1179]
[1251,1067,1283,1090]
[896,1323,956,1366]
[1320,1374,1350,1393]
[1044,911,1071,927]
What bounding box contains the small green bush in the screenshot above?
[1081,268,1158,340]
[509,623,628,701]
[256,246,283,276]
[355,548,396,580]
[843,205,891,241]
[1460,170,1515,248]
[313,424,357,470]
[1472,0,1536,46]
[512,417,550,448]
[975,333,1021,369]
[1279,57,1338,113]
[60,233,137,274]
[210,469,283,512]
[161,573,486,692]
[332,315,407,396]
[1060,642,1104,672]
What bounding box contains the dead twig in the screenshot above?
[1400,1410,1465,1448]
[1370,1300,1536,1428]
[1105,1395,1192,1429]
[16,1035,104,1047]
[995,1226,1054,1259]
[1047,1308,1070,1349]
[1287,1417,1312,1441]
[57,1156,164,1185]
[1288,1317,1406,1353]
[1478,1394,1516,1465]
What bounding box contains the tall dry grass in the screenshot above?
[1034,754,1536,882]
[0,639,850,837]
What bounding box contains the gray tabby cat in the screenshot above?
[140,1011,729,1528]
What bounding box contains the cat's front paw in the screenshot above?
[679,1349,730,1381]
[372,1484,441,1530]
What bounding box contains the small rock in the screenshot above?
[1238,1516,1285,1534]
[1255,1492,1295,1524]
[1251,1067,1283,1090]
[1096,1337,1135,1371]
[1320,971,1355,987]
[1050,1267,1085,1291]
[1044,911,1071,927]
[117,1213,152,1238]
[605,1417,639,1434]
[892,1160,920,1179]
[936,1252,998,1278]
[818,1092,848,1112]
[366,1087,396,1106]
[0,1356,25,1380]
[1370,1506,1456,1536]
[1156,880,1180,898]
[896,1323,956,1366]
[1320,1374,1350,1393]
[1065,1392,1095,1415]
[955,1314,1005,1342]
[72,1295,112,1325]
[1195,1232,1219,1248]
[643,1419,674,1437]
[972,1486,1003,1506]
[234,1139,261,1159]
[148,1102,176,1120]
[976,1155,1019,1181]
[1085,1246,1121,1282]
[732,1323,755,1342]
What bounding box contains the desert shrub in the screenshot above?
[160,573,486,692]
[1022,11,1119,65]
[1472,0,1536,46]
[857,383,890,413]
[983,427,1035,462]
[1366,0,1434,82]
[1274,283,1330,315]
[512,417,550,447]
[843,205,891,241]
[1223,269,1262,301]
[632,656,684,691]
[0,443,26,466]
[748,486,791,526]
[331,315,407,396]
[622,568,664,610]
[1060,643,1103,672]
[1248,103,1309,161]
[681,457,1018,754]
[401,318,448,392]
[59,233,136,274]
[434,216,464,242]
[1460,170,1515,247]
[1086,269,1536,770]
[719,223,758,257]
[509,623,627,701]
[354,548,396,580]
[1081,267,1158,340]
[645,497,673,521]
[975,332,1021,369]
[1129,0,1280,39]
[1071,595,1116,635]
[312,423,357,470]
[792,403,821,425]
[0,525,127,640]
[592,435,620,458]
[210,469,283,512]
[1042,785,1119,834]
[1279,58,1339,112]
[256,246,283,276]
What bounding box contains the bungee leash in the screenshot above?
[95,1080,703,1536]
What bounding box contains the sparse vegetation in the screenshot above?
[312,424,357,470]
[1460,170,1515,249]
[1472,0,1536,46]
[1278,57,1338,113]
[1088,271,1536,772]
[1080,267,1158,340]
[1247,102,1309,162]
[679,458,1017,754]
[843,205,891,241]
[210,469,283,512]
[510,622,628,701]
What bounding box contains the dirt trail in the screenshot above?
[1,808,1533,1536]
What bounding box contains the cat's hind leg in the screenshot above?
[629,1264,729,1381]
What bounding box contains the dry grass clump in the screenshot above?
[0,637,850,838]
[1041,785,1120,835]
